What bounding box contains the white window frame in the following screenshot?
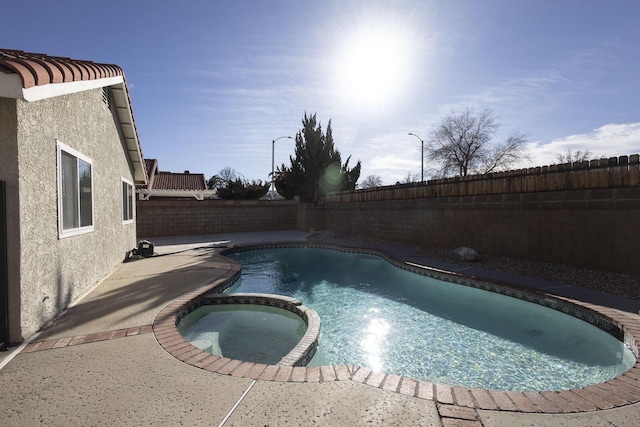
[57,140,95,238]
[121,177,134,224]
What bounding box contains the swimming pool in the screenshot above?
[224,246,636,392]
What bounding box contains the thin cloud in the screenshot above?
[526,122,640,166]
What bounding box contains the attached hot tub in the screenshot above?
[176,293,320,366]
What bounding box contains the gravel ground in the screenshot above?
[308,232,640,301]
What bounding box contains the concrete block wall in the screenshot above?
[135,188,640,276]
[136,199,301,237]
[323,187,640,276]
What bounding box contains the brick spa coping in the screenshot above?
[151,243,640,415]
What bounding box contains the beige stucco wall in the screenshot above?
[13,87,137,340]
[0,97,22,342]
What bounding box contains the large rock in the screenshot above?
[450,247,480,262]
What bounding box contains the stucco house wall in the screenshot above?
[0,97,21,342]
[13,89,138,338]
[0,49,146,343]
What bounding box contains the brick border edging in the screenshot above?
[21,325,154,353]
[152,244,640,414]
[173,293,321,367]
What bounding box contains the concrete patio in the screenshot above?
[1,231,639,426]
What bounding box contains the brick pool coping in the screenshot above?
[24,242,640,418]
[174,292,321,367]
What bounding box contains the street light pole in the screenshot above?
[408,132,424,182]
[271,135,292,192]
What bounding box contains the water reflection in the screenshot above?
[360,308,390,372]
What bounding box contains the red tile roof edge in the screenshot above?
[0,48,123,89]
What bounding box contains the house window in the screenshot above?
[57,141,94,238]
[122,178,134,223]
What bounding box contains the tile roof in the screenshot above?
[142,159,207,191]
[153,172,207,191]
[142,158,159,189]
[0,48,122,88]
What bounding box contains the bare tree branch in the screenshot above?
[360,174,383,189]
[426,108,529,177]
[555,149,593,164]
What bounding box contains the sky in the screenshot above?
[2,0,639,185]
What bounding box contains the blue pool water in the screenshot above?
[225,247,635,391]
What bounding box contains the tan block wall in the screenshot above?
[324,188,640,275]
[136,199,302,237]
[135,187,639,276]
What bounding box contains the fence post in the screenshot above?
[629,154,640,186]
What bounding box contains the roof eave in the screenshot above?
[21,75,124,102]
[137,189,216,201]
[110,80,146,185]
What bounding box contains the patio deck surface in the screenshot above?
[1,230,639,426]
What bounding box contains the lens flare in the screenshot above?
[319,162,345,195]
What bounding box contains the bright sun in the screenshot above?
[333,24,414,112]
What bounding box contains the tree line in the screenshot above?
[208,113,361,202]
[209,108,588,197]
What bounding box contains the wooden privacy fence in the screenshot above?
[325,154,640,203]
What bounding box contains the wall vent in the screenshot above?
[102,87,113,110]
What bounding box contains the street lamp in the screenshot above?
[408,132,424,182]
[271,135,292,193]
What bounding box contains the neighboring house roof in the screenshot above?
[142,158,159,190]
[138,159,215,200]
[153,172,207,191]
[0,48,146,185]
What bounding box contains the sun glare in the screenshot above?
[332,23,415,113]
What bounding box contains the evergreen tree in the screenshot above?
[275,113,361,202]
[209,167,269,199]
[216,178,269,200]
